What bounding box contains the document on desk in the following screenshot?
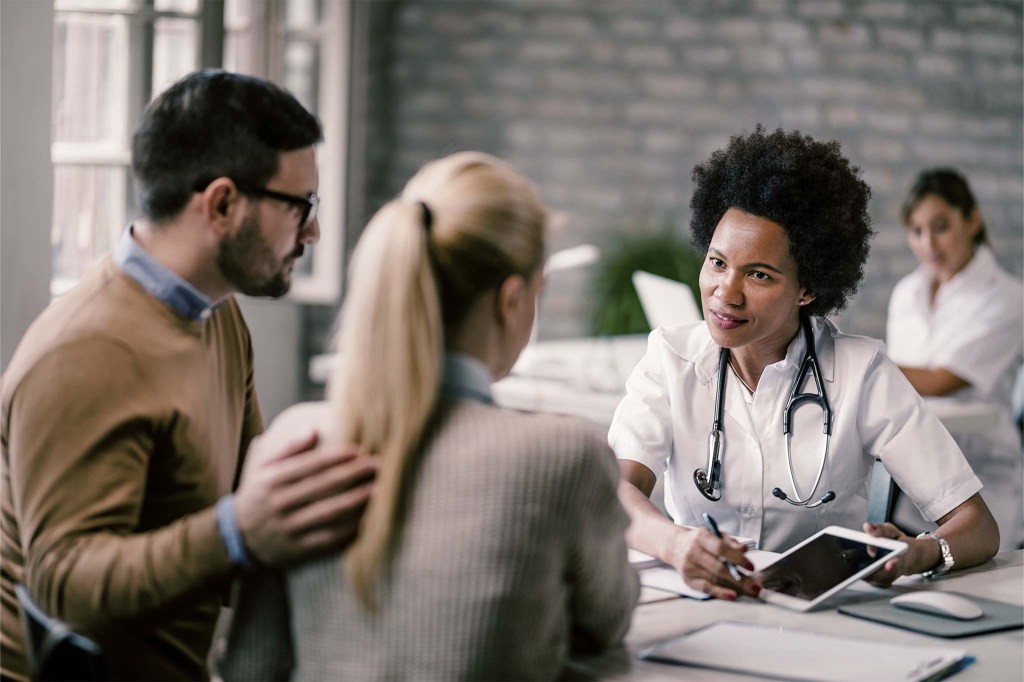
[639,621,971,681]
[634,547,774,600]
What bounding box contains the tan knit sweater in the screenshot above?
[1,256,261,681]
[218,399,638,681]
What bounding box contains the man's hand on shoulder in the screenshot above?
[234,408,377,567]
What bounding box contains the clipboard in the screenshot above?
[839,592,1024,638]
[638,621,971,682]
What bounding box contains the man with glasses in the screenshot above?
[0,70,375,681]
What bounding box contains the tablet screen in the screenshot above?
[755,534,897,600]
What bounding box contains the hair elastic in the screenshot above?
[418,201,433,232]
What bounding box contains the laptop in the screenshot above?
[631,271,702,330]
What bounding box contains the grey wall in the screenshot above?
[303,0,1022,380]
[1,0,54,371]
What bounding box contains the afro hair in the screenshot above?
[689,125,873,317]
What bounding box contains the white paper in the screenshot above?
[637,550,779,600]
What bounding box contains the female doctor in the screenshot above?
[887,169,1023,549]
[609,127,999,600]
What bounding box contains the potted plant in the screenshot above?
[590,219,703,336]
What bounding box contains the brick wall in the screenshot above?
[304,0,1022,391]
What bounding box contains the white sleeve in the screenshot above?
[859,346,982,521]
[607,330,675,477]
[930,299,1024,397]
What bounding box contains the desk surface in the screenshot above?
[611,550,1024,681]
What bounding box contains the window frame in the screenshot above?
[270,0,347,304]
[50,0,224,297]
[50,0,347,304]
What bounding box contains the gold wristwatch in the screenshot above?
[917,531,954,579]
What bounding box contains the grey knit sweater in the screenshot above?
[217,399,639,681]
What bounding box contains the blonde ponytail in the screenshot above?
[327,152,546,609]
[328,200,443,608]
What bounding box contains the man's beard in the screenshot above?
[217,208,303,298]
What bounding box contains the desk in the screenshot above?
[608,550,1023,680]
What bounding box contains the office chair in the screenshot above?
[866,458,898,525]
[14,583,105,682]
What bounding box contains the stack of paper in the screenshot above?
[640,621,971,681]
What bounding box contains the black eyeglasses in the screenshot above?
[240,185,319,229]
[193,178,319,228]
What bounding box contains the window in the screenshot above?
[225,0,348,303]
[50,0,345,303]
[50,0,217,296]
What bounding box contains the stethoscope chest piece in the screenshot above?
[693,432,723,501]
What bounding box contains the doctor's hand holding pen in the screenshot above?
[618,466,762,601]
[673,522,762,601]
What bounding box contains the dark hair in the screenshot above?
[689,125,873,317]
[131,69,323,221]
[901,168,986,245]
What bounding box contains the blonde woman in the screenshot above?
[217,152,638,681]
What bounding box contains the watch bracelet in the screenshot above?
[917,531,954,579]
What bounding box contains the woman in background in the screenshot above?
[887,169,1023,549]
[217,152,638,681]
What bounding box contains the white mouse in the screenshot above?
[890,592,984,621]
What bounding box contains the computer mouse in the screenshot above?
[890,592,984,621]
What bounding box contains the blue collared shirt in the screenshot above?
[114,225,219,321]
[441,353,495,405]
[114,226,249,566]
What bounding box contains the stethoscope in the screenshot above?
[693,315,836,508]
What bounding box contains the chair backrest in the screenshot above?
[866,458,898,525]
[14,583,105,682]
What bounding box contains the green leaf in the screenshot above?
[589,220,703,336]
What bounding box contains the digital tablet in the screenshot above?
[755,525,907,612]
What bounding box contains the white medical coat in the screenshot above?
[608,316,982,553]
[886,246,1023,548]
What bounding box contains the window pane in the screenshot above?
[225,0,253,31]
[56,0,139,11]
[283,39,320,114]
[152,17,198,100]
[52,12,129,146]
[224,0,265,76]
[155,0,200,13]
[51,165,128,287]
[285,0,322,30]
